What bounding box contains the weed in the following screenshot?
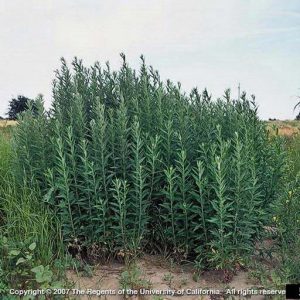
[11,55,286,271]
[0,237,64,294]
[162,273,174,287]
[120,264,152,292]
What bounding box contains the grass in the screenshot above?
[286,134,300,176]
[0,120,17,127]
[0,130,65,294]
[275,132,300,283]
[0,131,60,264]
[0,131,11,178]
[1,179,61,263]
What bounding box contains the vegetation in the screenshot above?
[11,56,285,269]
[271,132,300,283]
[0,55,299,295]
[120,264,152,291]
[6,95,37,120]
[295,95,300,120]
[0,122,64,296]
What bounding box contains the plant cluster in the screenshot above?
[120,264,152,292]
[0,122,65,296]
[272,144,300,282]
[0,237,64,297]
[12,55,285,270]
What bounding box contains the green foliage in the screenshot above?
[31,265,53,285]
[0,130,64,293]
[111,178,129,251]
[285,134,300,176]
[12,55,285,270]
[208,128,233,269]
[0,237,63,293]
[273,170,300,282]
[130,118,149,250]
[0,132,12,200]
[258,133,300,285]
[162,272,174,286]
[160,166,178,252]
[120,264,152,291]
[1,127,61,263]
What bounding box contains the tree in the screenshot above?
[6,95,36,120]
[295,97,300,120]
[295,101,300,120]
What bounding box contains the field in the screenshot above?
[0,120,17,127]
[0,58,299,300]
[266,120,300,136]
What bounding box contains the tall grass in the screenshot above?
[0,130,11,180]
[272,132,300,283]
[12,55,285,270]
[0,132,11,232]
[286,134,300,176]
[0,130,60,265]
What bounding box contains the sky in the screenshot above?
[0,0,299,120]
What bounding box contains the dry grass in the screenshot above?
[266,120,300,137]
[0,120,17,127]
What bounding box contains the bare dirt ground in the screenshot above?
[66,255,270,300]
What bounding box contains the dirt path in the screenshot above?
[66,255,269,300]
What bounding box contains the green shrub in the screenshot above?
[12,55,285,270]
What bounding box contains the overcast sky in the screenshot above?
[0,0,299,119]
